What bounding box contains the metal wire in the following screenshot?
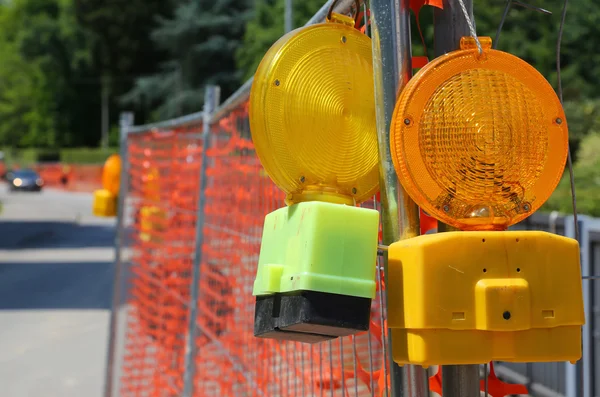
[373,196,390,397]
[494,0,552,49]
[340,339,346,395]
[367,323,375,396]
[492,0,579,242]
[484,363,488,397]
[456,0,482,53]
[329,341,334,397]
[352,335,359,397]
[320,343,324,397]
[556,0,580,243]
[311,345,316,397]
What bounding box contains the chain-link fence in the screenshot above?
[102,1,594,396]
[104,44,394,395]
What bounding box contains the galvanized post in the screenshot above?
[103,111,134,397]
[369,0,428,396]
[182,85,221,397]
[564,215,586,397]
[441,365,479,396]
[285,0,293,33]
[434,1,481,396]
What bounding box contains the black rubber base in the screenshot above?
[254,291,371,344]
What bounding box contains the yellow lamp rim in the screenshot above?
[390,44,569,229]
[249,22,379,205]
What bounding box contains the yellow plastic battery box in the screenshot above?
[387,230,584,366]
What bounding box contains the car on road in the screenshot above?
[6,169,44,192]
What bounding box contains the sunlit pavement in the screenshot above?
[0,185,117,397]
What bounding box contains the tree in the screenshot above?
[74,0,175,127]
[122,0,252,120]
[472,0,600,102]
[236,0,325,81]
[0,0,94,147]
[544,100,600,216]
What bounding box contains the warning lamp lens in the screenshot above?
[391,41,568,230]
[249,22,379,205]
[102,154,122,196]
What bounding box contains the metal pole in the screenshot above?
[182,85,221,397]
[101,75,110,149]
[285,0,293,33]
[103,112,134,397]
[565,215,587,397]
[434,1,481,395]
[369,0,428,396]
[434,0,474,56]
[441,365,480,396]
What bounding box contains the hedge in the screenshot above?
[1,147,119,165]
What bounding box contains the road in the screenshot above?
[0,185,117,397]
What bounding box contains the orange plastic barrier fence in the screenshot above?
[32,163,103,192]
[117,104,395,397]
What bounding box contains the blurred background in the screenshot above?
[0,0,598,396]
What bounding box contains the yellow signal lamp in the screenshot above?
[386,37,584,366]
[249,0,379,206]
[250,4,380,344]
[93,154,122,217]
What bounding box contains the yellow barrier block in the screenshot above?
[387,231,584,366]
[93,189,117,217]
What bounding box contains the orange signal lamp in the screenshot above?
[391,37,568,231]
[250,8,380,343]
[93,154,122,217]
[386,37,584,367]
[102,154,122,196]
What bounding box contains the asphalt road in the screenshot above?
[0,185,118,397]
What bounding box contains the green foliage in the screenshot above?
[0,0,90,148]
[0,0,599,218]
[3,147,117,164]
[74,0,175,126]
[60,147,118,163]
[236,0,324,81]
[544,100,600,216]
[0,0,173,148]
[472,0,600,102]
[121,0,253,120]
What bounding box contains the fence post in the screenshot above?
[433,0,481,395]
[565,215,588,397]
[182,85,221,397]
[103,112,134,397]
[369,0,429,396]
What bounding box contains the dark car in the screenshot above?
[7,169,44,192]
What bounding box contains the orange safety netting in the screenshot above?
[119,103,393,397]
[116,102,528,397]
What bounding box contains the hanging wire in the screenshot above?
[556,0,580,242]
[494,0,552,49]
[456,0,483,53]
[492,0,579,242]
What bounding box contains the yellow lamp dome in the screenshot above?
[249,15,379,205]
